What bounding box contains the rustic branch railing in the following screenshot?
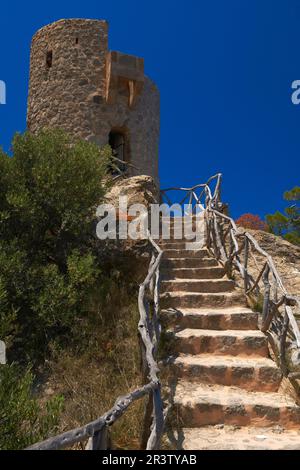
[160,173,222,215]
[203,181,300,376]
[161,173,300,377]
[109,154,140,181]
[26,232,164,451]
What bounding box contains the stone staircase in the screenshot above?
[160,232,300,450]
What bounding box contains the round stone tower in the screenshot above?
[27,19,160,182]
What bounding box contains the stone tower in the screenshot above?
[27,19,160,182]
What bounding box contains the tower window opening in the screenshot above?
[75,37,79,45]
[108,130,128,175]
[46,50,52,68]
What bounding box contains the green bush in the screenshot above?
[267,186,300,246]
[0,129,111,362]
[0,129,141,449]
[0,364,63,450]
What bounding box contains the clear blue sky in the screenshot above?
[1,0,300,219]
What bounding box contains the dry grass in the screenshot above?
[39,282,147,450]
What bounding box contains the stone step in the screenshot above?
[163,258,219,269]
[161,307,258,330]
[174,328,268,357]
[163,248,209,259]
[160,291,245,309]
[160,242,196,250]
[160,219,203,226]
[161,279,235,294]
[160,218,200,223]
[159,224,204,233]
[173,382,300,429]
[161,267,225,280]
[173,354,282,391]
[181,426,300,450]
[160,243,206,251]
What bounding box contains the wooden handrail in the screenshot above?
[205,198,300,374]
[26,382,158,450]
[161,174,300,375]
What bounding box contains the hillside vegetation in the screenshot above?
[0,130,148,449]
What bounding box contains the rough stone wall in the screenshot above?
[27,19,160,184]
[27,19,108,139]
[244,229,300,304]
[91,76,160,182]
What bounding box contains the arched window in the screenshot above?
[109,130,124,161]
[108,129,129,175]
[46,50,53,68]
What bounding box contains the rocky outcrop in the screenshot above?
[244,229,300,302]
[104,174,159,208]
[93,175,159,282]
[233,228,300,382]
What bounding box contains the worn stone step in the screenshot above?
[161,267,225,280]
[161,307,258,330]
[174,328,268,356]
[173,354,281,391]
[163,249,209,259]
[160,216,202,221]
[160,218,203,226]
[161,279,235,294]
[160,243,206,252]
[159,238,201,244]
[163,258,219,269]
[160,291,245,309]
[174,382,300,429]
[181,426,300,450]
[160,242,196,250]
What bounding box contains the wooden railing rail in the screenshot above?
[160,173,300,376]
[204,184,300,375]
[160,173,222,215]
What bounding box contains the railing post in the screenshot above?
[85,426,108,450]
[225,233,234,279]
[244,237,249,293]
[280,309,290,377]
[261,264,271,331]
[213,213,227,263]
[146,385,164,450]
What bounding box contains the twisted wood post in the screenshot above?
[85,426,108,450]
[243,237,249,293]
[261,265,271,331]
[280,310,290,377]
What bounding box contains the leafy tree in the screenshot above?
[0,129,112,449]
[0,129,111,361]
[236,213,269,231]
[0,129,114,448]
[266,186,300,245]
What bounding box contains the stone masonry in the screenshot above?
[27,19,160,183]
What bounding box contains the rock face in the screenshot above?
[104,175,159,208]
[93,175,159,279]
[244,229,300,302]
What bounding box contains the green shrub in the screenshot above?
[0,130,111,362]
[0,364,63,449]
